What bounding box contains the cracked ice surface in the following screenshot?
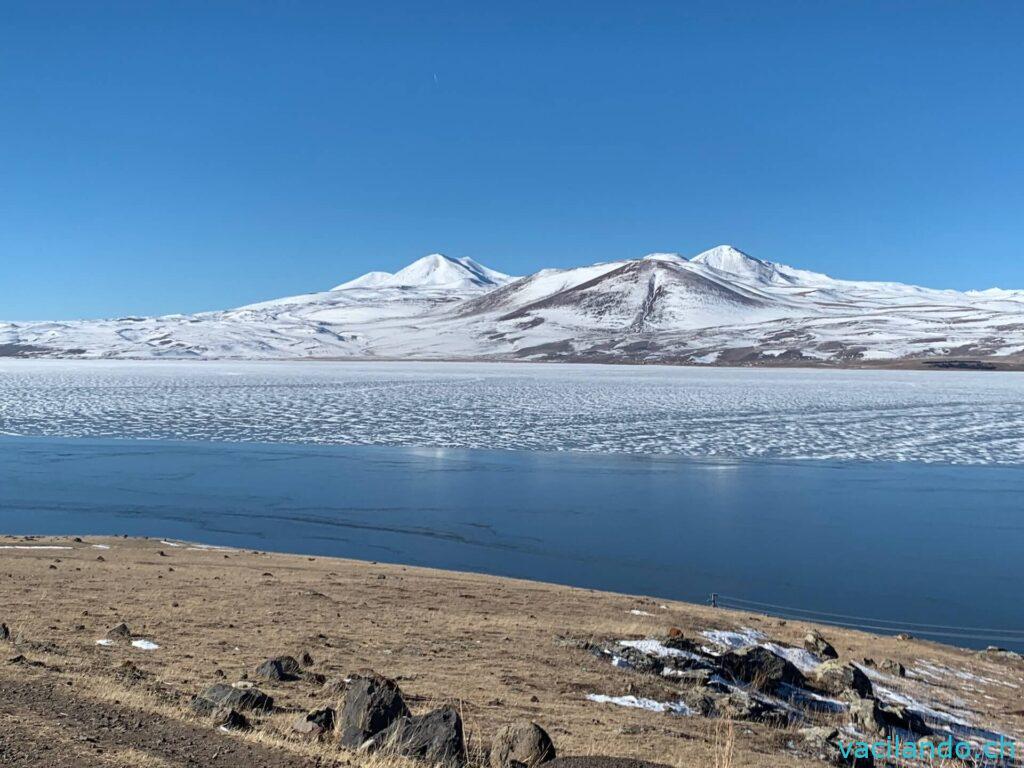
[1,360,1023,465]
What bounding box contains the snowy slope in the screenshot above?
[2,247,1023,366]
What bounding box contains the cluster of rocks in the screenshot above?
[579,627,935,767]
[191,658,557,768]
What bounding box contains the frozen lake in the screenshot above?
[2,360,1024,464]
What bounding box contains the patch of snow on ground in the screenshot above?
[131,639,160,650]
[0,545,73,550]
[95,639,114,647]
[763,642,821,673]
[586,693,693,715]
[700,627,767,651]
[618,639,704,662]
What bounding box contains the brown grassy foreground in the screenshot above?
[1,535,1021,767]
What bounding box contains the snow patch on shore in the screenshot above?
[586,693,693,715]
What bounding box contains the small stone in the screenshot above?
[290,708,335,740]
[106,623,132,641]
[879,659,906,677]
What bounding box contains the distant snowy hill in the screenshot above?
[3,247,1023,368]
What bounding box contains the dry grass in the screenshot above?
[1,535,1022,768]
[712,720,736,768]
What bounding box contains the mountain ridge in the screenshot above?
[2,246,1023,368]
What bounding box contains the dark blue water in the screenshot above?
[2,436,1022,649]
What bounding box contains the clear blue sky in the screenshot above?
[3,1,1023,319]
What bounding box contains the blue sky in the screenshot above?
[3,1,1023,319]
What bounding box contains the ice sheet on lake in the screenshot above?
[5,361,1021,464]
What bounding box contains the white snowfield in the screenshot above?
[2,247,1023,365]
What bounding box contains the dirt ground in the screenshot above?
[1,535,1021,768]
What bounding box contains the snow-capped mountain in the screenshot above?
[3,247,1023,368]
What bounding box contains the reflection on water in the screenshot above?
[1,436,1022,649]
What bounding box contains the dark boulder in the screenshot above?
[336,672,410,748]
[490,721,556,768]
[719,646,806,692]
[0,623,9,642]
[374,706,467,767]
[213,707,251,731]
[191,683,274,715]
[255,655,302,682]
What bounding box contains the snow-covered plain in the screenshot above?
[1,360,1023,465]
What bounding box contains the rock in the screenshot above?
[810,660,873,698]
[799,726,839,743]
[611,646,663,675]
[291,708,335,740]
[848,696,930,738]
[490,721,556,768]
[980,646,1023,662]
[191,683,274,714]
[373,706,467,767]
[660,634,698,653]
[336,672,410,748]
[719,646,806,692]
[670,668,713,687]
[321,677,348,698]
[106,623,132,640]
[803,630,838,660]
[213,707,251,731]
[300,650,315,667]
[0,623,9,642]
[711,690,787,726]
[879,659,906,677]
[255,655,302,682]
[799,726,874,767]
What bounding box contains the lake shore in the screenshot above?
[1,535,1021,768]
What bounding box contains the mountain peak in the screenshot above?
[690,245,779,283]
[334,253,512,292]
